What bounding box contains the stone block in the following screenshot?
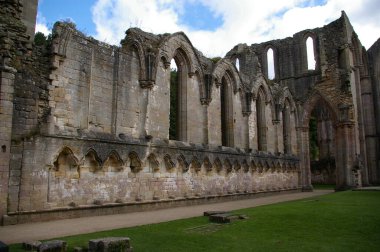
[88,237,132,252]
[22,240,42,251]
[208,213,248,223]
[38,240,67,252]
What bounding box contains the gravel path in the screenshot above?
[0,190,333,244]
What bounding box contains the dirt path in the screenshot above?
[0,190,333,244]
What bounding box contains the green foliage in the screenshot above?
[210,57,221,64]
[34,32,53,49]
[169,69,178,140]
[10,191,380,251]
[34,32,47,46]
[309,116,319,160]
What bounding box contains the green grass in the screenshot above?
[10,191,380,252]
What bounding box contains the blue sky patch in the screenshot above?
[300,0,328,8]
[178,2,223,31]
[37,0,96,35]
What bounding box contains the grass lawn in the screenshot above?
[10,191,380,251]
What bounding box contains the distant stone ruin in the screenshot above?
[0,0,379,225]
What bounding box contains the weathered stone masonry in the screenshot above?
[0,0,379,225]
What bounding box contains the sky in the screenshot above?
[36,0,380,57]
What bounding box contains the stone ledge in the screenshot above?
[3,188,301,225]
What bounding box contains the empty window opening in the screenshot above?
[1,145,6,153]
[221,76,234,147]
[267,48,275,80]
[235,58,240,72]
[169,59,179,140]
[306,37,316,70]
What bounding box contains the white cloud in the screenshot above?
[35,13,51,35]
[91,0,380,57]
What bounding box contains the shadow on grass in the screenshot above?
[312,184,336,190]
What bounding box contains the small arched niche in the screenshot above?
[53,147,79,179]
[84,149,102,173]
[129,152,142,173]
[147,153,160,173]
[103,151,124,172]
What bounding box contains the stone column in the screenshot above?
[203,103,209,144]
[296,126,313,191]
[0,66,16,224]
[335,121,357,190]
[243,111,251,149]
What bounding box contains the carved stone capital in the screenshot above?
[164,61,171,69]
[200,98,211,105]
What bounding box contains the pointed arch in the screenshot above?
[104,151,124,172]
[233,160,241,171]
[177,154,189,172]
[221,71,235,147]
[224,159,232,173]
[169,47,192,141]
[213,157,222,173]
[302,32,319,72]
[251,159,258,172]
[52,147,79,178]
[242,160,249,173]
[257,160,264,173]
[302,90,339,127]
[256,86,267,151]
[267,47,275,79]
[129,152,142,173]
[124,40,146,82]
[203,157,213,172]
[164,154,176,171]
[83,148,102,173]
[190,156,201,172]
[212,58,242,93]
[278,87,296,112]
[147,153,160,172]
[156,32,204,77]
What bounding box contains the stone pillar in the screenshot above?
[335,121,357,190]
[360,74,376,186]
[0,66,16,224]
[203,103,209,144]
[296,126,313,191]
[243,111,251,149]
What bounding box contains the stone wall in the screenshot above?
[9,136,299,214]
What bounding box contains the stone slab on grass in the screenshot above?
[89,237,132,252]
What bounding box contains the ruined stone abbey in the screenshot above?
[0,0,379,225]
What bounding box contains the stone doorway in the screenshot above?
[309,104,336,187]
